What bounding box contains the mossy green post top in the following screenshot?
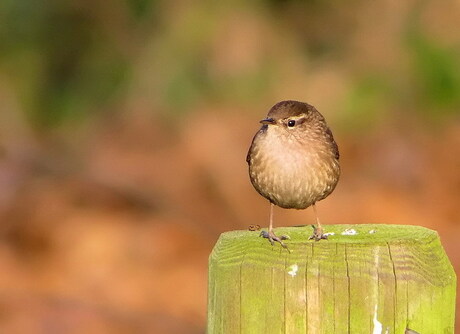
[207,224,456,334]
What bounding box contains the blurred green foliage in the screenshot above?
[342,76,391,131]
[265,0,354,59]
[407,33,460,115]
[0,0,458,129]
[0,0,130,128]
[403,4,460,120]
[152,2,276,113]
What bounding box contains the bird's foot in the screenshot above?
[260,230,290,249]
[309,225,328,241]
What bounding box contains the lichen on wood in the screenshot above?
[207,224,456,333]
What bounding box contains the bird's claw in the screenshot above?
[260,230,290,248]
[309,225,328,241]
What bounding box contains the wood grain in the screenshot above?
[207,224,456,333]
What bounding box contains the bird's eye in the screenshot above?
[287,120,296,127]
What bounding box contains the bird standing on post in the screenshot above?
[246,100,340,246]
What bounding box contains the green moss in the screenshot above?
[218,224,438,245]
[208,224,456,333]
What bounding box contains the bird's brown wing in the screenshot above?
[246,126,267,165]
[325,127,339,160]
[246,145,252,165]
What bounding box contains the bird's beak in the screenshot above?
[260,117,276,125]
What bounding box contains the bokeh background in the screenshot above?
[0,0,459,332]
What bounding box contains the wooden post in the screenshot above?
[207,224,456,333]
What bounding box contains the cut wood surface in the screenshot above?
[207,224,456,334]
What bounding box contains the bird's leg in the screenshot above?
[309,203,328,241]
[260,203,289,248]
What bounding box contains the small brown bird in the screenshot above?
[246,100,340,246]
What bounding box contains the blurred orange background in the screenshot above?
[0,0,459,332]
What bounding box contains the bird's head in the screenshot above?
[259,100,323,132]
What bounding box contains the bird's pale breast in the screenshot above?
[248,125,340,209]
